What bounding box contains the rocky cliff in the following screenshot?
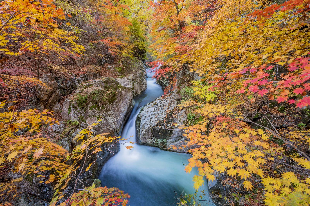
[16,63,147,205]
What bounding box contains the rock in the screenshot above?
[61,77,134,147]
[137,93,177,144]
[208,174,231,206]
[208,179,217,188]
[38,72,79,110]
[59,64,146,136]
[116,61,147,95]
[135,65,203,153]
[136,92,190,152]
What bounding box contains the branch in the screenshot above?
[0,11,17,32]
[242,116,310,162]
[73,146,88,192]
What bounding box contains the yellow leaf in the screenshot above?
[256,169,264,177]
[46,174,55,184]
[227,168,237,177]
[13,177,23,182]
[7,151,18,162]
[185,165,192,173]
[86,163,93,172]
[23,145,32,154]
[282,172,299,185]
[258,129,264,135]
[125,146,133,150]
[18,162,25,171]
[0,101,5,108]
[193,175,204,190]
[261,134,269,140]
[243,181,253,190]
[278,61,286,66]
[238,169,250,179]
[206,174,215,181]
[294,158,310,170]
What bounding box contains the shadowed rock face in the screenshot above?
[135,65,201,153]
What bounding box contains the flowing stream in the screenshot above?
[99,69,214,206]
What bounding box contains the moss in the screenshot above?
[278,105,287,113]
[76,94,88,109]
[88,88,117,110]
[60,120,80,141]
[68,103,72,115]
[68,120,79,127]
[298,122,306,129]
[83,83,93,89]
[186,112,204,126]
[181,87,194,101]
[74,78,121,111]
[115,67,123,74]
[78,115,86,123]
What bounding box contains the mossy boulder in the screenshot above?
[62,77,134,136]
[72,77,120,112]
[56,63,146,189]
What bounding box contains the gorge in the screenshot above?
[99,69,214,206]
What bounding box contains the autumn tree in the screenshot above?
[0,0,84,77]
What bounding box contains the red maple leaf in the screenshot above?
[236,88,245,94]
[296,96,310,108]
[288,99,296,104]
[288,66,299,71]
[249,85,259,93]
[304,83,310,91]
[250,68,257,73]
[258,80,269,85]
[258,89,269,96]
[276,96,288,103]
[293,88,304,95]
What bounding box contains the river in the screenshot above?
[99,69,214,206]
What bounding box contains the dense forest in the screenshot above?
[0,0,310,205]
